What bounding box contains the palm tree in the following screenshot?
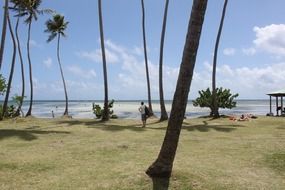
[141,0,153,115]
[159,0,170,121]
[1,11,17,119]
[45,14,69,116]
[10,0,26,117]
[212,0,228,118]
[98,0,109,121]
[16,0,52,117]
[146,0,208,181]
[0,0,9,70]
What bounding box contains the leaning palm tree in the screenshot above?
[1,11,17,119]
[141,0,153,116]
[158,0,170,121]
[45,14,69,116]
[146,0,208,183]
[0,0,9,70]
[16,0,52,117]
[98,0,109,121]
[212,0,228,118]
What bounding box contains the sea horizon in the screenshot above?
[1,99,276,119]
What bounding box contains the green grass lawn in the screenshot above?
[0,116,284,190]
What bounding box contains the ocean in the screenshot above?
[16,99,274,119]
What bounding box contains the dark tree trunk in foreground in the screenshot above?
[141,0,153,115]
[0,0,9,70]
[146,0,208,182]
[98,0,109,121]
[2,12,17,119]
[212,0,228,118]
[159,0,169,121]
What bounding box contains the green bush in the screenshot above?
[193,87,238,116]
[92,99,117,119]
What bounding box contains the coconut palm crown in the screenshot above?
[45,14,68,42]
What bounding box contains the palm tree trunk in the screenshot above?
[25,21,33,117]
[1,12,17,119]
[15,17,25,117]
[141,0,153,115]
[159,0,170,121]
[146,0,208,179]
[212,0,228,118]
[57,34,68,116]
[98,0,109,121]
[0,0,9,70]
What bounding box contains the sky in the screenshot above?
[1,0,285,100]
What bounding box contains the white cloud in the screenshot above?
[43,57,53,69]
[191,61,285,99]
[253,24,285,56]
[242,47,256,56]
[223,48,236,56]
[67,65,97,79]
[77,48,119,63]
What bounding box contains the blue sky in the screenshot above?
[1,0,285,100]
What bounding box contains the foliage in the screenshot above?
[193,87,239,116]
[45,14,68,42]
[0,74,7,96]
[92,99,117,119]
[12,94,26,116]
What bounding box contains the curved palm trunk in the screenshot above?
[0,0,9,70]
[159,0,169,121]
[98,0,109,121]
[25,21,33,117]
[141,0,153,115]
[146,0,208,180]
[2,12,17,119]
[57,34,68,116]
[212,0,228,118]
[15,18,25,117]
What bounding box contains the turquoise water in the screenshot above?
[14,99,274,119]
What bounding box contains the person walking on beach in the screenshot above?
[139,101,147,127]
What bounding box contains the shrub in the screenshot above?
[193,87,238,116]
[92,99,117,119]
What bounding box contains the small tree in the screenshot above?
[193,87,238,116]
[92,99,117,119]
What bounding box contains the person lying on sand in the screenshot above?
[229,114,258,121]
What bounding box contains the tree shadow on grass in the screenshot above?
[182,120,244,133]
[55,119,166,132]
[0,129,71,141]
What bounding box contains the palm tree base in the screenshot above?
[146,161,172,178]
[159,115,168,122]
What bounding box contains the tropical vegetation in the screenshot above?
[193,87,239,117]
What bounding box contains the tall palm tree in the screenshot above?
[98,0,109,121]
[159,0,169,121]
[0,0,9,70]
[10,0,26,116]
[16,0,52,117]
[1,11,17,119]
[212,0,228,118]
[45,14,69,116]
[141,0,153,115]
[146,0,208,180]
